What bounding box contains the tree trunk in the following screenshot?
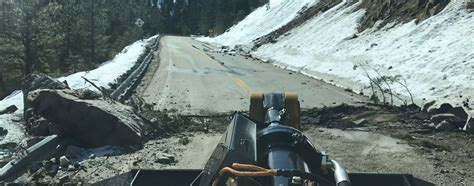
[23,12,34,76]
[90,0,96,64]
[0,72,6,99]
[60,28,71,73]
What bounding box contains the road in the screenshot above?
[140,36,365,114]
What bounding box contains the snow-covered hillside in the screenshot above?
[198,0,318,48]
[0,36,157,146]
[200,0,474,108]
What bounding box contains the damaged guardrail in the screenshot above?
[111,36,161,102]
[0,135,70,182]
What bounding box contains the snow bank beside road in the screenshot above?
[197,0,317,48]
[0,36,157,146]
[202,0,474,108]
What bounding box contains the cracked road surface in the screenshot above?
[140,36,365,114]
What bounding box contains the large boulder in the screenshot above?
[0,105,18,115]
[430,113,465,128]
[27,89,144,148]
[22,73,70,126]
[23,74,69,93]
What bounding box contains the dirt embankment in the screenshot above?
[357,0,451,31]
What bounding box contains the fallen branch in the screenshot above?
[81,76,112,100]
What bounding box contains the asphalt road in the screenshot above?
[141,36,366,114]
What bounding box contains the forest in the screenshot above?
[0,0,267,99]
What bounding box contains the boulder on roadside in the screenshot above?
[0,105,18,115]
[428,103,453,114]
[422,101,436,112]
[437,103,453,114]
[23,74,69,93]
[448,106,469,122]
[27,89,144,148]
[430,113,465,128]
[22,74,70,127]
[435,120,455,132]
[155,153,175,164]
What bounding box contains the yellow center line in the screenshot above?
[189,45,252,93]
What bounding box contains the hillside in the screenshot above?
[199,0,474,110]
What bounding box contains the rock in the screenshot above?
[435,121,454,132]
[437,103,453,114]
[23,74,69,93]
[89,154,96,159]
[430,113,456,123]
[427,107,438,114]
[28,117,50,136]
[155,153,175,164]
[428,103,455,114]
[431,113,465,128]
[0,105,18,115]
[59,156,70,167]
[179,137,190,145]
[352,119,368,125]
[76,89,101,100]
[22,74,70,128]
[405,104,421,111]
[27,89,144,148]
[422,101,436,112]
[448,106,469,121]
[0,127,7,136]
[59,175,70,184]
[67,164,76,171]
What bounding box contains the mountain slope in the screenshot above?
[200,0,474,108]
[198,0,318,48]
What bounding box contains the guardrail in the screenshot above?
[111,36,161,102]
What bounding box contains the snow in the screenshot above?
[197,0,318,48]
[0,36,157,146]
[202,0,474,108]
